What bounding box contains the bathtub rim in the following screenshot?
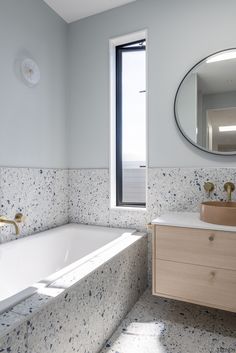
[0,223,147,339]
[0,223,136,314]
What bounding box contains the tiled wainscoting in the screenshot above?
[1,166,235,243]
[69,167,236,229]
[1,166,236,279]
[68,167,236,283]
[0,234,147,353]
[0,168,68,243]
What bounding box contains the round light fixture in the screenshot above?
[21,58,40,87]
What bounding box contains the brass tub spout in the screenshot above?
[0,213,25,235]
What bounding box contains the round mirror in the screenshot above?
[175,49,236,155]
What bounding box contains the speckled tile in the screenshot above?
[68,167,236,232]
[1,166,236,353]
[0,310,25,339]
[1,167,236,244]
[68,169,110,226]
[103,236,148,340]
[27,274,105,353]
[11,292,52,317]
[68,167,236,286]
[68,168,148,231]
[24,234,147,353]
[100,289,236,353]
[109,207,148,231]
[147,168,236,222]
[0,168,68,243]
[0,322,28,353]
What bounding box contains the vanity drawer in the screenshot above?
[153,259,236,312]
[154,226,236,270]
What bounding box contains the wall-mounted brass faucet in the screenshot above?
[224,182,235,202]
[0,213,25,235]
[204,182,215,197]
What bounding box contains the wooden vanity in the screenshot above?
[152,212,236,312]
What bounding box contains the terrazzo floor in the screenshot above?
[100,289,236,353]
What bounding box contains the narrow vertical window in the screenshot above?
[116,40,146,207]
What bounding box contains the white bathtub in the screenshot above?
[0,224,135,314]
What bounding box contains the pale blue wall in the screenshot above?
[67,0,236,168]
[0,0,68,168]
[2,0,236,169]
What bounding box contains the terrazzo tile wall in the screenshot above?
[0,167,69,243]
[1,166,236,282]
[2,166,235,245]
[68,167,236,283]
[69,167,236,228]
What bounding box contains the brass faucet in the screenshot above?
[224,182,235,202]
[0,213,25,235]
[204,182,215,197]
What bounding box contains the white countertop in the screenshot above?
[152,212,236,232]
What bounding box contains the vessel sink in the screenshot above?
[200,201,236,226]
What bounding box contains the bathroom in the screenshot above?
[0,0,236,352]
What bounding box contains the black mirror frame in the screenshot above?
[174,48,236,156]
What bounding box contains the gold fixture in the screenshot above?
[14,213,26,223]
[204,182,215,196]
[0,213,25,235]
[224,182,235,202]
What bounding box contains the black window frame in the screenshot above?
[116,39,146,208]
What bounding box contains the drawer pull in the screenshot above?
[209,234,215,242]
[209,271,216,280]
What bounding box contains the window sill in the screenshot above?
[110,206,147,212]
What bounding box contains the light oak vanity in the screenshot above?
[152,212,236,312]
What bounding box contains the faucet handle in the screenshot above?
[224,182,235,202]
[204,182,215,197]
[14,213,26,223]
[224,182,235,192]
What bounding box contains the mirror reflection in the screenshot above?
[175,49,236,154]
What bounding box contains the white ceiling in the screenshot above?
[43,0,136,23]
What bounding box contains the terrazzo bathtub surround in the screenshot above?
[0,324,28,353]
[0,167,68,243]
[100,289,236,353]
[0,232,147,353]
